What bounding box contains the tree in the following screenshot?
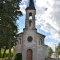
[48,47,53,57]
[0,0,22,59]
[56,43,60,57]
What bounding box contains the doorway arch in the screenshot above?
[27,49,32,60]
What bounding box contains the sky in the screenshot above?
[17,0,60,51]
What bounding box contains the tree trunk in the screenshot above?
[0,48,1,58]
[8,38,11,60]
[2,47,7,58]
[8,47,11,60]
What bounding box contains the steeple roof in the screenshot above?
[26,0,35,10]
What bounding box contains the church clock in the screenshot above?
[27,36,33,42]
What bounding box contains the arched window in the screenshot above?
[39,38,42,45]
[29,20,32,27]
[29,12,32,20]
[19,38,21,44]
[39,40,40,45]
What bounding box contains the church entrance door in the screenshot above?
[27,49,32,60]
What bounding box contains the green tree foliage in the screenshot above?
[0,0,22,58]
[48,47,53,57]
[56,43,60,57]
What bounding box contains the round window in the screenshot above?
[27,36,33,42]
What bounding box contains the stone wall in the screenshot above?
[45,58,60,60]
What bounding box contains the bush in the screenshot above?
[15,53,22,60]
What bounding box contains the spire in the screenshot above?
[29,0,35,8]
[26,0,35,10]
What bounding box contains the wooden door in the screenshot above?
[27,49,32,60]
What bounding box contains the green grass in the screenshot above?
[0,58,14,60]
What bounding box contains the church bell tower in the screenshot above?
[25,0,36,30]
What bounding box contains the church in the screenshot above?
[15,0,49,60]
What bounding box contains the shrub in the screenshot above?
[15,53,22,60]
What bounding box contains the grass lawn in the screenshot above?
[0,58,14,60]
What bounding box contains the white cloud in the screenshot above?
[35,0,60,41]
[20,0,60,41]
[20,4,26,14]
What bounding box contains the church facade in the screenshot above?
[15,0,49,60]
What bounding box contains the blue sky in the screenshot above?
[17,0,60,51]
